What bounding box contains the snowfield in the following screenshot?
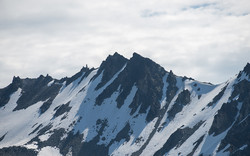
[0,53,249,156]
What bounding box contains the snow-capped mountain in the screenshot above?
[0,52,249,156]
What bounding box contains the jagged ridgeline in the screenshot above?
[0,52,249,156]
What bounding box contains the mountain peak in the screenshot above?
[1,53,250,156]
[95,52,128,89]
[129,52,166,76]
[12,76,21,84]
[130,52,151,63]
[132,52,142,58]
[106,52,126,61]
[237,62,250,79]
[243,62,250,75]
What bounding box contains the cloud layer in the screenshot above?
[0,0,250,87]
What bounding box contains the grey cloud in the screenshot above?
[0,0,250,87]
[141,10,167,18]
[189,3,216,9]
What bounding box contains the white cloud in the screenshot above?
[0,0,250,87]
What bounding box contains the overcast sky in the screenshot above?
[0,0,250,88]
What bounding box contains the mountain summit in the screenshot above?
[0,53,249,156]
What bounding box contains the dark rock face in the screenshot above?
[66,66,95,86]
[77,140,108,156]
[0,75,62,112]
[37,124,53,136]
[38,67,94,115]
[237,63,250,79]
[187,135,205,156]
[108,123,131,146]
[207,84,228,107]
[154,121,204,156]
[175,89,191,105]
[59,123,130,156]
[96,53,166,122]
[39,98,54,114]
[208,100,238,136]
[40,128,67,148]
[76,119,109,156]
[234,80,250,127]
[218,116,250,156]
[29,124,43,135]
[60,132,83,156]
[95,52,128,90]
[13,75,61,111]
[216,79,250,155]
[129,53,166,121]
[165,70,178,106]
[0,76,22,107]
[53,102,72,119]
[0,146,37,156]
[243,63,250,76]
[0,133,7,142]
[168,89,191,119]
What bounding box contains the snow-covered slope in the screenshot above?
[0,52,249,156]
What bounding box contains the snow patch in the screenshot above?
[240,144,248,150]
[160,74,168,109]
[82,128,89,142]
[25,141,38,150]
[47,80,54,87]
[38,146,62,156]
[39,133,52,142]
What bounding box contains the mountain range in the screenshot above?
[0,52,249,156]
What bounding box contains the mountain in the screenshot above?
[0,52,249,156]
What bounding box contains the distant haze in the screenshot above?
[0,0,250,88]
